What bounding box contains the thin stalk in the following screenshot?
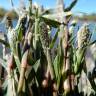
[34,18,39,49]
[62,23,69,74]
[62,22,73,93]
[46,48,57,96]
[18,68,26,93]
[18,50,28,93]
[7,54,15,78]
[63,50,71,93]
[46,48,55,80]
[7,55,17,96]
[63,24,69,71]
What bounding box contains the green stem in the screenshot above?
[18,50,28,93]
[34,18,39,49]
[46,48,55,80]
[18,68,26,93]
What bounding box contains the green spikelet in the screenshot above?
[77,23,90,49]
[39,22,50,49]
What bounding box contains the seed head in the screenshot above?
[7,28,18,54]
[39,22,50,49]
[77,23,90,49]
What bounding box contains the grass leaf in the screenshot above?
[33,59,40,72]
[41,17,60,28]
[65,0,78,11]
[53,55,59,79]
[49,28,59,49]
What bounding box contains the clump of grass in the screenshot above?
[0,0,96,96]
